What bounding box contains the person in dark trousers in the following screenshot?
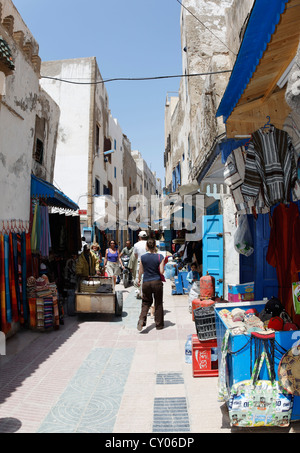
[137,238,165,331]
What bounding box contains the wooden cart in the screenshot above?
[75,276,123,316]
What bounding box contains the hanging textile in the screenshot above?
[31,203,40,254]
[17,233,24,324]
[242,126,297,208]
[266,202,300,324]
[224,146,269,215]
[25,232,32,278]
[0,235,11,334]
[21,232,28,322]
[28,298,36,328]
[12,233,21,313]
[9,234,18,322]
[4,235,12,324]
[39,206,51,258]
[31,204,51,258]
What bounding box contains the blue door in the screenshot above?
[240,213,278,300]
[202,215,224,297]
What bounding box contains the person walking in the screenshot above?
[104,240,124,285]
[137,238,165,331]
[133,231,148,298]
[75,244,100,278]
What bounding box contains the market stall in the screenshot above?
[215,300,300,426]
[25,175,80,331]
[213,0,300,428]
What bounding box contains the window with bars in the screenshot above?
[34,138,44,164]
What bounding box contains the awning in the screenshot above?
[216,0,300,137]
[31,175,79,211]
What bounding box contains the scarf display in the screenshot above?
[31,204,51,258]
[0,231,30,333]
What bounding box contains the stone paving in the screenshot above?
[0,280,300,434]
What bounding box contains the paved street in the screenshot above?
[0,280,300,434]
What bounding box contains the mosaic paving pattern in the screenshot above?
[156,372,184,385]
[37,348,134,433]
[153,397,190,432]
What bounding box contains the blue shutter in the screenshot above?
[172,170,176,192]
[176,163,181,186]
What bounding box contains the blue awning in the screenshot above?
[31,174,79,211]
[216,0,290,122]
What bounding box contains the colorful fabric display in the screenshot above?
[9,234,18,322]
[28,298,36,328]
[36,298,44,329]
[4,235,12,324]
[43,298,53,329]
[0,235,11,334]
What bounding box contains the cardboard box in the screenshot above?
[228,282,254,302]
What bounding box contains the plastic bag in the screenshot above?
[188,281,200,308]
[234,215,254,257]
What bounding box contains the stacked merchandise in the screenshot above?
[218,297,298,337]
[27,276,37,328]
[26,274,60,331]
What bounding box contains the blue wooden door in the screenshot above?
[202,215,224,297]
[240,213,278,300]
[254,214,278,300]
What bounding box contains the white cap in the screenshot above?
[138,231,147,237]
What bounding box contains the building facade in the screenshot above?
[0,0,60,227]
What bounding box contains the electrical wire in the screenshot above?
[41,70,232,85]
[176,0,237,57]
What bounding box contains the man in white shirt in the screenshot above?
[134,231,148,260]
[134,231,148,298]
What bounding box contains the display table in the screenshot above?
[215,301,300,421]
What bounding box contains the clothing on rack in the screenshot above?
[224,146,269,215]
[0,231,30,333]
[9,234,18,322]
[0,235,11,334]
[241,125,297,208]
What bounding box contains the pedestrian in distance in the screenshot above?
[120,240,133,258]
[137,238,165,332]
[133,230,148,298]
[104,240,124,285]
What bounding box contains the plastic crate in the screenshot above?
[194,306,217,341]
